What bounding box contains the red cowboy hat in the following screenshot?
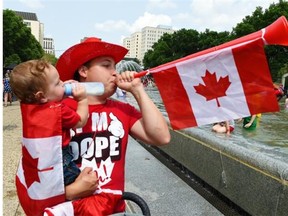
[56,37,128,81]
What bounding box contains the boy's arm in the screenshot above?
[115,71,171,146]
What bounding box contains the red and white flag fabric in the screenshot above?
[152,39,279,129]
[141,16,288,130]
[16,103,66,216]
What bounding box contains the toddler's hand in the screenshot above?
[72,83,87,101]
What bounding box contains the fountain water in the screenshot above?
[116,60,154,87]
[116,60,143,73]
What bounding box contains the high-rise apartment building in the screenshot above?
[129,32,142,60]
[123,37,131,58]
[123,25,175,64]
[13,10,55,55]
[43,37,55,55]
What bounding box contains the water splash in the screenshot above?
[116,60,143,73]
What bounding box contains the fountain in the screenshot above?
[116,60,143,73]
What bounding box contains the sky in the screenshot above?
[3,0,279,57]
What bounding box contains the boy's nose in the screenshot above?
[111,68,117,75]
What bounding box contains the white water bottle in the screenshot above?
[64,82,104,96]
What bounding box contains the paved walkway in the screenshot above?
[3,101,223,215]
[125,137,223,216]
[3,101,25,216]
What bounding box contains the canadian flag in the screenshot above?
[153,39,279,129]
[16,103,66,216]
[136,16,288,130]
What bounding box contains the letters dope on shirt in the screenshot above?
[70,111,125,187]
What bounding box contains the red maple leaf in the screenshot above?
[194,70,231,107]
[22,146,41,188]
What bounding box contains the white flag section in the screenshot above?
[18,136,64,199]
[16,103,66,216]
[176,43,250,126]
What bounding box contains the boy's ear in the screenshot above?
[34,91,47,103]
[78,66,88,79]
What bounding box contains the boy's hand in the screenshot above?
[65,167,98,200]
[115,71,143,93]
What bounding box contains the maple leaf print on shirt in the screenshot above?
[22,146,41,188]
[194,70,231,107]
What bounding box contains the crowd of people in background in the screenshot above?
[3,70,13,107]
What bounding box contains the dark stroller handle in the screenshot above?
[122,192,151,216]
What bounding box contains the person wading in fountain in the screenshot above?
[212,119,235,135]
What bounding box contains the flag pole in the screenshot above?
[134,70,150,78]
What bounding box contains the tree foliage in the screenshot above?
[3,9,44,67]
[43,53,58,66]
[143,1,288,82]
[231,1,288,81]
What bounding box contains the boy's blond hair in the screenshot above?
[10,59,50,104]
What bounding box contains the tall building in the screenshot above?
[13,10,55,55]
[140,25,175,62]
[123,25,175,64]
[123,37,131,58]
[43,37,55,55]
[129,32,142,60]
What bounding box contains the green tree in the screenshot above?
[43,53,58,66]
[3,9,44,67]
[3,54,21,67]
[198,29,231,51]
[231,1,288,81]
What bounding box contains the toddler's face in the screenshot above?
[45,65,65,102]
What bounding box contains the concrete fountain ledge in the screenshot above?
[158,126,288,216]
